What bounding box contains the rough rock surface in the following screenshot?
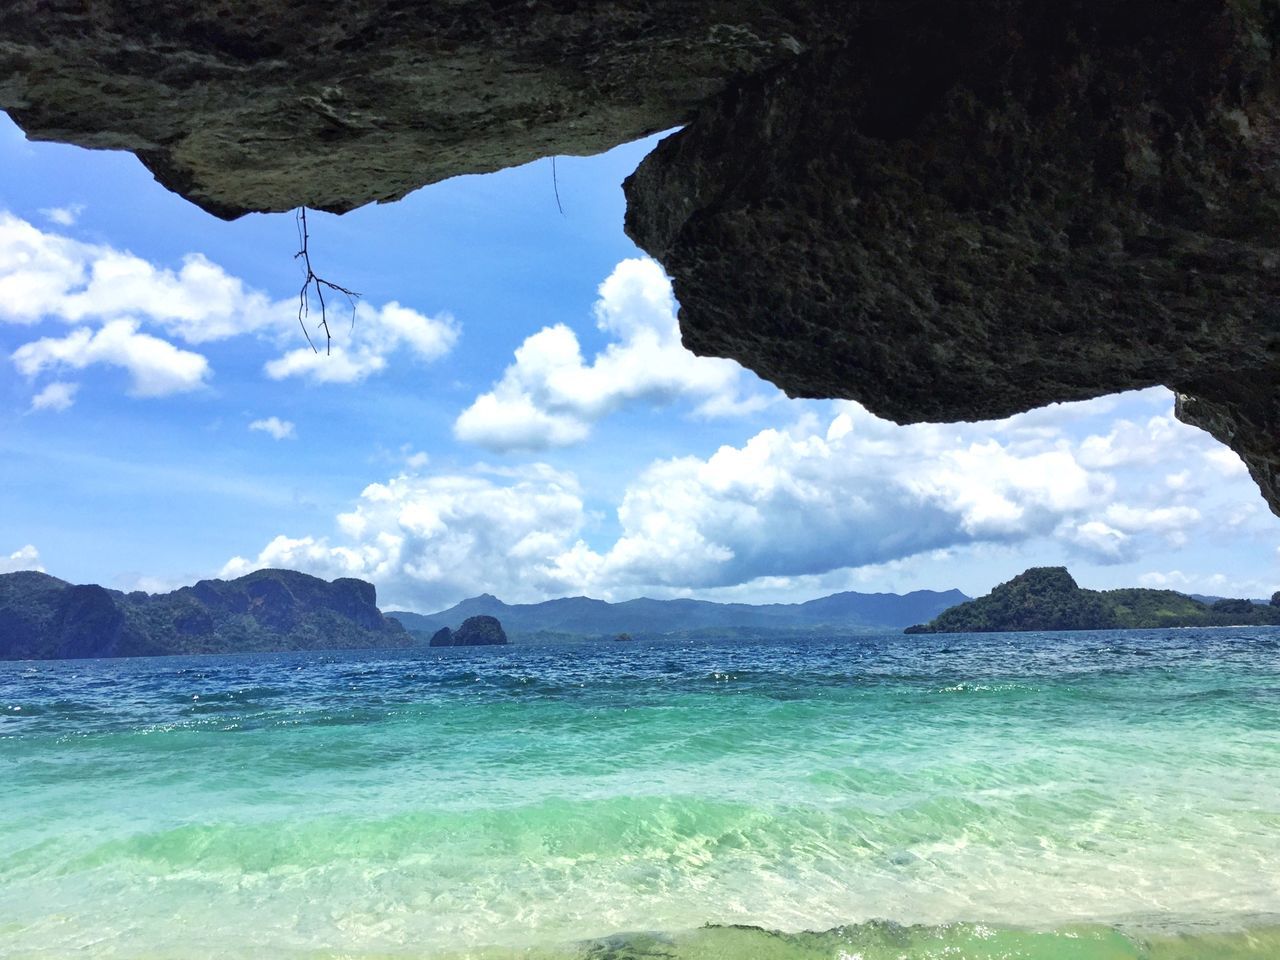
[624,1,1280,511]
[0,2,846,217]
[430,615,508,647]
[3,1,1279,511]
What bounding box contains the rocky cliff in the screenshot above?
[0,568,408,659]
[2,2,1277,512]
[428,615,509,648]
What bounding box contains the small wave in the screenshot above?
[552,919,1280,960]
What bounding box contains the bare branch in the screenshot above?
[294,207,360,355]
[552,156,564,216]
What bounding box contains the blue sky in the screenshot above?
[2,111,1277,611]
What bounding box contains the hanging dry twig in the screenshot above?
[294,207,360,355]
[552,156,565,216]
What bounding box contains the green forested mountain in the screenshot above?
[906,567,1280,633]
[0,569,408,660]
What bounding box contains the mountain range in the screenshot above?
[0,567,971,659]
[390,588,969,640]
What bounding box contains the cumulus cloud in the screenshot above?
[264,301,458,384]
[1103,504,1201,535]
[40,204,84,227]
[455,258,771,451]
[1204,447,1248,477]
[1077,413,1186,469]
[543,405,1125,593]
[12,320,210,396]
[0,212,279,341]
[1138,569,1275,597]
[1060,520,1132,562]
[1,211,460,403]
[221,464,586,610]
[28,380,79,413]
[248,416,296,440]
[0,544,43,574]
[228,391,1258,608]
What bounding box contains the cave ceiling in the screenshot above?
[3,0,1278,512]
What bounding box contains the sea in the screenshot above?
[1,627,1278,959]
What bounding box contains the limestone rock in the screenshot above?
[0,1,843,217]
[432,615,509,647]
[624,1,1280,512]
[3,1,1280,513]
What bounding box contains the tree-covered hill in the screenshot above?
[905,567,1280,633]
[0,569,408,660]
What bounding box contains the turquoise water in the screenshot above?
[1,629,1278,958]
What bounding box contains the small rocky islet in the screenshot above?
[428,616,509,647]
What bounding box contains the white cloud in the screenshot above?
[1204,447,1248,477]
[1060,520,1132,562]
[12,320,210,396]
[221,463,587,610]
[224,387,1277,609]
[0,212,460,399]
[114,573,187,595]
[264,301,458,384]
[28,380,79,413]
[455,258,770,451]
[0,545,43,574]
[1138,569,1276,597]
[40,204,84,227]
[248,416,296,440]
[1103,503,1201,534]
[542,406,1123,593]
[1077,414,1185,468]
[0,212,279,342]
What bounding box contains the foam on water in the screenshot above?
[1,629,1278,958]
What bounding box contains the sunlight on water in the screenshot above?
[1,629,1278,958]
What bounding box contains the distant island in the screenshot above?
[429,615,509,647]
[391,588,969,641]
[0,569,969,658]
[7,563,1274,656]
[905,567,1280,633]
[0,569,408,660]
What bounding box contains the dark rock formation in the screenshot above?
[0,568,408,659]
[430,615,509,647]
[3,2,1279,512]
[0,3,845,218]
[624,2,1280,513]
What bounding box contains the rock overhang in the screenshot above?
[3,0,1277,512]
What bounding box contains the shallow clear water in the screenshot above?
[1,628,1278,958]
